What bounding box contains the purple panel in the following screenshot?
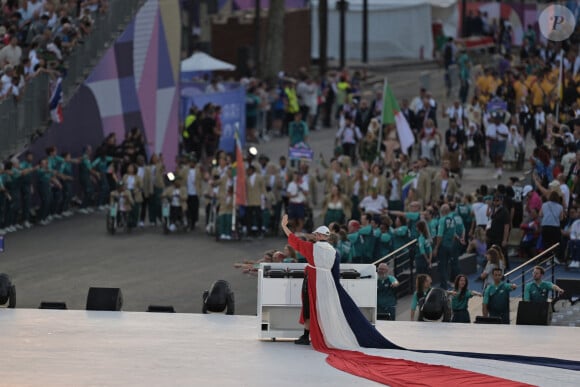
[119,77,140,113]
[117,20,135,43]
[161,92,179,172]
[101,115,127,141]
[156,13,175,89]
[137,11,159,156]
[86,47,118,83]
[114,41,135,79]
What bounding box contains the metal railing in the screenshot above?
[505,243,559,300]
[0,0,145,160]
[373,239,418,296]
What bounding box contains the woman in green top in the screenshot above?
[321,184,351,226]
[410,274,432,321]
[450,274,481,323]
[415,220,432,275]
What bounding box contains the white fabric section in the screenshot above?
[313,242,359,350]
[311,1,435,60]
[134,0,159,89]
[395,112,414,154]
[181,52,236,72]
[430,0,459,38]
[87,79,123,118]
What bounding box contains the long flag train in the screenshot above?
[287,232,580,386]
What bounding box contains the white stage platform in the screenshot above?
[0,309,579,386]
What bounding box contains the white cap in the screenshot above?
[313,226,330,236]
[522,185,533,197]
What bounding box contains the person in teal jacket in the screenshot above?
[19,152,37,228]
[391,215,411,276]
[389,201,422,239]
[483,268,517,324]
[375,217,393,261]
[376,263,399,320]
[434,204,456,289]
[348,213,375,263]
[450,274,481,323]
[92,148,114,208]
[415,220,432,275]
[524,266,564,302]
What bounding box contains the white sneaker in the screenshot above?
[40,220,49,226]
[7,226,16,233]
[23,221,31,229]
[64,211,73,217]
[138,221,145,228]
[0,229,6,235]
[224,235,232,240]
[15,224,23,230]
[571,261,580,268]
[47,215,54,221]
[220,234,227,240]
[87,208,95,213]
[169,224,177,232]
[98,205,105,211]
[78,208,89,214]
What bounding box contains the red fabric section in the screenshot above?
[288,234,316,325]
[293,232,532,386]
[287,234,314,265]
[325,350,535,387]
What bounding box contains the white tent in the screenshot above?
[310,0,458,61]
[180,51,236,72]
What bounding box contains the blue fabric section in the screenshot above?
[419,350,580,372]
[330,258,580,369]
[332,256,403,350]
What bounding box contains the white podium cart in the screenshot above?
[257,263,377,340]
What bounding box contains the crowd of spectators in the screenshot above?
[1,4,578,323]
[0,0,107,102]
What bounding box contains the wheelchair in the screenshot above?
[161,199,188,234]
[106,201,130,235]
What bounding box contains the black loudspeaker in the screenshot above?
[516,301,551,325]
[39,302,67,310]
[475,316,502,324]
[147,305,175,313]
[86,287,123,311]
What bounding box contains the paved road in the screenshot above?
[0,64,527,317]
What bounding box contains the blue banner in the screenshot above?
[289,142,314,161]
[487,98,507,113]
[180,84,246,154]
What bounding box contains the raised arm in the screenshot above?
[281,214,314,264]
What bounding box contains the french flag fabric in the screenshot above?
[49,77,63,124]
[287,233,580,386]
